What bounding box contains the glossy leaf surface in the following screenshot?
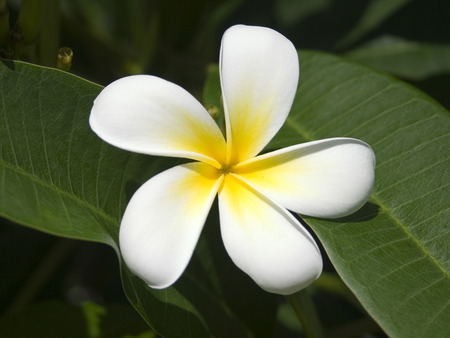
[1,48,449,337]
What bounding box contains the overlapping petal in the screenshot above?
[90,75,226,167]
[218,174,323,295]
[119,162,222,289]
[234,138,375,218]
[220,25,299,164]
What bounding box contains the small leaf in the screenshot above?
[345,36,450,80]
[0,301,149,337]
[82,302,106,338]
[202,64,225,128]
[337,0,412,48]
[274,0,331,27]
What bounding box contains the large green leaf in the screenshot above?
[268,51,449,337]
[2,47,449,338]
[0,60,277,337]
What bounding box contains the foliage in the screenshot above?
[1,0,449,337]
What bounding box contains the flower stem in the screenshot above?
[314,272,364,311]
[287,289,324,338]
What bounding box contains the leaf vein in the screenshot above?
[1,94,19,166]
[38,85,53,184]
[312,84,396,135]
[346,98,419,137]
[376,132,449,170]
[372,193,450,279]
[376,157,449,194]
[371,114,442,148]
[0,158,117,228]
[391,182,450,211]
[299,73,376,115]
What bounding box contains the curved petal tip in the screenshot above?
[119,163,221,288]
[219,174,322,295]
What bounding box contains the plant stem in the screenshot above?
[18,0,44,44]
[39,0,60,66]
[0,0,9,47]
[287,289,324,338]
[314,272,364,311]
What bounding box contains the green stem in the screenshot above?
[18,0,44,44]
[39,0,60,66]
[314,272,364,311]
[287,289,324,338]
[0,0,9,47]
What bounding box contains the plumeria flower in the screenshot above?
[90,25,375,295]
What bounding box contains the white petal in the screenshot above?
[90,75,226,167]
[218,174,322,295]
[235,138,376,218]
[119,162,222,288]
[220,25,299,164]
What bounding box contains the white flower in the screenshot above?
[90,25,375,295]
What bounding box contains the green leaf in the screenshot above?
[345,36,450,80]
[82,301,106,338]
[269,51,450,337]
[202,63,225,128]
[336,0,412,48]
[274,0,331,27]
[0,60,277,337]
[2,47,449,337]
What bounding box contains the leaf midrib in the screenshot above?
[371,192,449,277]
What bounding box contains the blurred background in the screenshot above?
[1,0,449,336]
